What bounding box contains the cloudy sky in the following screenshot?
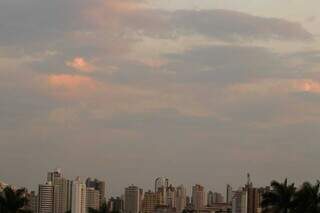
[1,0,320,195]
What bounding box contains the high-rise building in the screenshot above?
[226,185,233,204]
[139,188,144,213]
[47,168,69,213]
[166,185,176,209]
[47,169,63,183]
[72,177,86,213]
[232,174,269,213]
[155,177,169,192]
[38,182,54,213]
[66,180,73,212]
[246,186,267,213]
[108,197,124,213]
[86,187,100,212]
[232,190,247,213]
[86,178,106,206]
[212,192,224,204]
[124,185,141,213]
[245,173,267,213]
[156,187,167,206]
[207,191,214,206]
[192,184,205,210]
[175,185,186,213]
[142,191,157,213]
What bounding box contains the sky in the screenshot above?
[1,0,320,196]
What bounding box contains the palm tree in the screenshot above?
[0,186,29,213]
[293,181,320,213]
[261,179,296,213]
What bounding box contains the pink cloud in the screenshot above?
[48,74,98,98]
[104,0,146,13]
[139,58,168,69]
[229,79,320,95]
[296,80,320,93]
[66,57,96,73]
[85,0,167,32]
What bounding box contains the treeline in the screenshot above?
[262,179,320,213]
[0,187,30,213]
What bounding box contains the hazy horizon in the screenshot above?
[1,0,320,196]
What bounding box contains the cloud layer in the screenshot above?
[0,0,320,195]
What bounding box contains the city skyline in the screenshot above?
[1,170,320,213]
[0,169,298,198]
[1,0,320,200]
[0,169,255,202]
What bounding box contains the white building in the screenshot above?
[232,190,247,213]
[226,185,233,204]
[124,185,141,213]
[175,185,186,213]
[72,177,86,213]
[47,169,69,213]
[166,185,176,209]
[86,187,100,212]
[38,182,54,213]
[155,177,169,192]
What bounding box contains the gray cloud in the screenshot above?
[0,0,91,46]
[170,10,313,41]
[0,1,312,51]
[163,45,283,84]
[115,8,313,41]
[1,0,320,196]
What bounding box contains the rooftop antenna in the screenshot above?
[247,173,251,186]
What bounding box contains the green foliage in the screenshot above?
[293,181,320,213]
[88,201,110,213]
[0,186,29,213]
[261,179,320,213]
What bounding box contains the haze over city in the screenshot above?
[1,0,320,197]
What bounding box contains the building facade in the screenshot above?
[213,192,224,204]
[72,177,86,213]
[86,178,106,206]
[142,191,157,213]
[155,177,169,192]
[124,185,141,213]
[86,187,100,212]
[175,185,186,213]
[207,191,214,206]
[166,185,176,209]
[108,197,124,213]
[38,182,54,213]
[47,168,69,213]
[192,184,205,210]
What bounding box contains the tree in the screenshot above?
[261,179,296,213]
[0,186,29,213]
[88,201,109,213]
[293,181,320,213]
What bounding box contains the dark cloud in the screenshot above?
[0,0,91,46]
[170,10,313,41]
[164,45,283,84]
[0,0,320,196]
[0,1,312,50]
